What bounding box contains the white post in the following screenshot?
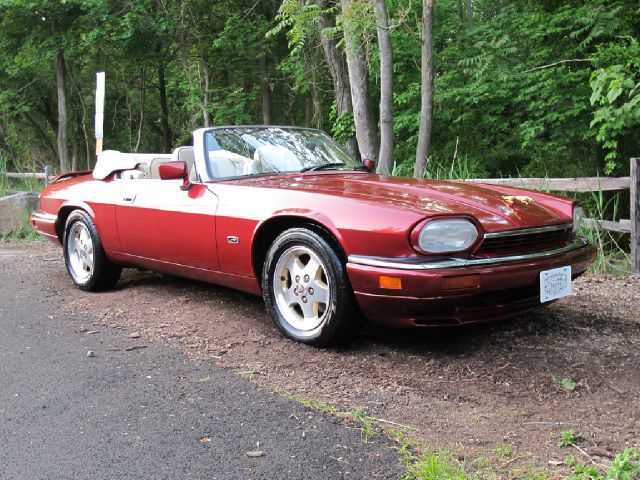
[95,71,105,156]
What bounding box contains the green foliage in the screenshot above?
[607,448,640,480]
[1,0,638,186]
[329,103,356,143]
[0,224,42,243]
[270,0,321,55]
[557,429,581,447]
[552,374,578,392]
[351,408,379,443]
[401,450,467,480]
[566,448,640,480]
[590,39,640,174]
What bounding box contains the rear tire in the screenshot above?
[63,210,121,291]
[262,227,358,346]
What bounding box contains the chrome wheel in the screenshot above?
[273,245,331,332]
[66,221,94,283]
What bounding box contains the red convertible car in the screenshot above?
[31,126,596,345]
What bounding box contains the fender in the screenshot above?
[57,200,120,252]
[256,208,346,249]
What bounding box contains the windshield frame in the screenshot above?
[200,126,363,182]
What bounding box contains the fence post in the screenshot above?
[44,165,52,187]
[631,158,639,275]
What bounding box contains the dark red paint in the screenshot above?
[30,169,596,328]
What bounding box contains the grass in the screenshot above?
[1,154,46,244]
[0,155,45,197]
[0,209,43,244]
[351,408,380,443]
[402,451,467,480]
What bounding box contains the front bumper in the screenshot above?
[346,238,596,327]
[29,210,60,245]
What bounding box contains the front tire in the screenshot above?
[63,210,121,291]
[262,228,357,346]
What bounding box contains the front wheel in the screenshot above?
[262,228,358,346]
[63,210,121,291]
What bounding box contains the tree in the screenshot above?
[56,50,69,171]
[340,0,379,163]
[316,0,358,158]
[414,0,434,179]
[374,0,393,175]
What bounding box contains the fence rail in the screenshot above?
[4,166,53,186]
[463,158,639,274]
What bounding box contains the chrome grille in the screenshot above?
[475,224,573,256]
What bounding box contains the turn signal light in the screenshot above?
[379,275,402,290]
[442,274,480,290]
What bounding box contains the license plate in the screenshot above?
[540,266,572,303]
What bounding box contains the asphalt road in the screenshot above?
[0,245,401,479]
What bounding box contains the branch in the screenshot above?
[521,58,592,73]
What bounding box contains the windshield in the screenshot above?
[203,127,362,179]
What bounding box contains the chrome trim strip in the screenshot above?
[483,223,571,238]
[348,238,589,271]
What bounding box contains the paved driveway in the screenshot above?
[0,245,401,479]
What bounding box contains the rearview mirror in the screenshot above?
[159,161,191,190]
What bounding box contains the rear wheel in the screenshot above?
[63,210,121,291]
[262,228,357,346]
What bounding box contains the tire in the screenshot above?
[63,210,121,291]
[262,227,358,346]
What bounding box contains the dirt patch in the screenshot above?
[17,241,640,476]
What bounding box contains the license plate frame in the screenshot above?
[540,266,572,303]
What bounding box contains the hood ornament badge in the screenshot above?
[502,195,533,206]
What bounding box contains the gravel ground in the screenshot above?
[7,241,640,477]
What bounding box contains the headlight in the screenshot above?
[417,218,479,253]
[572,205,584,232]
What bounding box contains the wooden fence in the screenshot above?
[464,157,639,274]
[4,158,640,273]
[4,165,53,187]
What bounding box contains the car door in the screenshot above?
[115,178,219,271]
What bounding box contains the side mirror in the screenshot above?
[362,159,375,173]
[159,161,191,190]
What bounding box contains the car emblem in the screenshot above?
[227,236,239,244]
[502,195,533,206]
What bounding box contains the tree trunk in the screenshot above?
[260,55,272,125]
[134,67,145,153]
[158,62,172,153]
[457,0,465,29]
[71,143,78,172]
[465,0,473,29]
[316,0,358,158]
[56,51,69,172]
[340,0,379,162]
[304,95,312,127]
[414,0,435,179]
[374,0,394,175]
[202,59,211,127]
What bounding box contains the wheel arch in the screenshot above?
[251,215,348,282]
[55,202,96,243]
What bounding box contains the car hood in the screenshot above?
[237,173,572,232]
